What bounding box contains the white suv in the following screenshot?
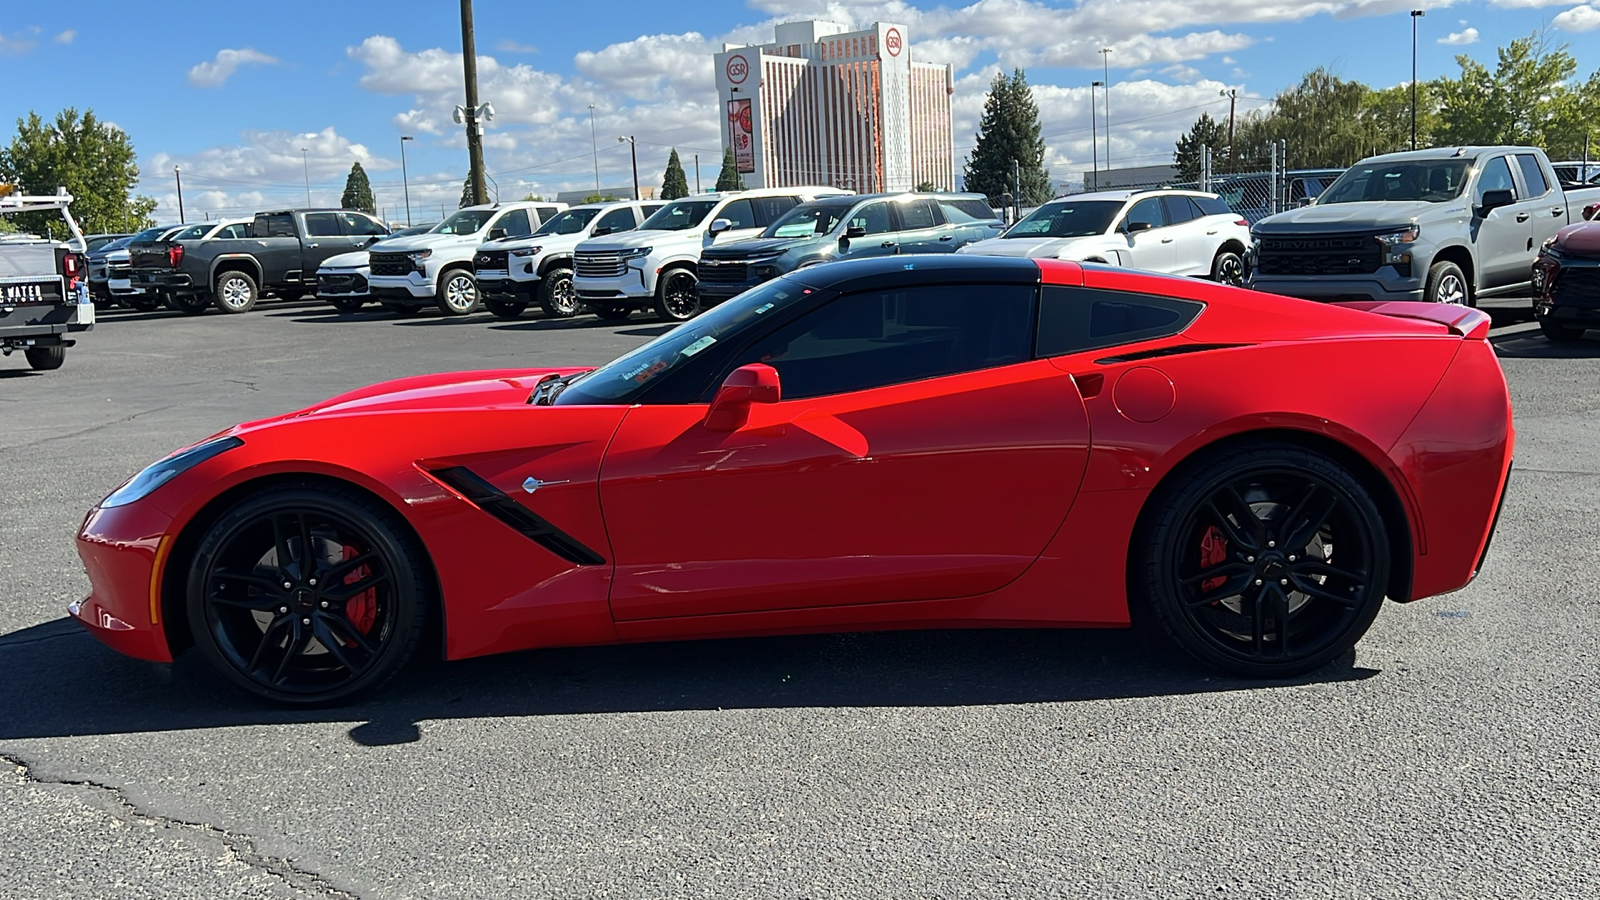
[573,186,850,321]
[958,190,1253,285]
[367,201,566,316]
[474,200,663,320]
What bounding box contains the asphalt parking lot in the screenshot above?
[1,297,1596,899]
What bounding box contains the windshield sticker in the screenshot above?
[680,335,717,357]
[754,303,775,314]
[623,358,670,385]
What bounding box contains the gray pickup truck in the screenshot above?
[128,208,389,314]
[1251,146,1600,305]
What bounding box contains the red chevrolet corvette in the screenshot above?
[74,256,1513,704]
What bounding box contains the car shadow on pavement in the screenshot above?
[0,618,1376,744]
[487,317,669,334]
[1490,328,1600,359]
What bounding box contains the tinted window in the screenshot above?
[847,202,893,235]
[726,284,1036,401]
[640,199,721,231]
[594,207,638,235]
[1036,286,1203,357]
[751,196,799,226]
[939,198,1000,224]
[218,224,250,239]
[767,199,856,238]
[305,214,341,237]
[433,209,497,235]
[535,206,562,222]
[1161,196,1197,225]
[171,224,210,241]
[642,204,666,217]
[896,199,939,230]
[1515,154,1549,197]
[341,213,388,236]
[495,209,533,237]
[258,215,296,237]
[1194,195,1233,217]
[1124,197,1167,230]
[533,208,600,235]
[1476,156,1517,201]
[718,199,756,229]
[1005,200,1121,238]
[1322,160,1470,203]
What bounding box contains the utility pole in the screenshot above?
[1090,81,1101,189]
[694,153,701,193]
[1410,10,1425,151]
[1100,48,1113,172]
[618,136,639,200]
[1013,158,1021,219]
[400,136,414,226]
[300,149,310,206]
[588,105,600,194]
[459,0,488,207]
[1220,88,1237,171]
[173,165,185,223]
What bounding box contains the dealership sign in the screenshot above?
[728,99,754,173]
[725,54,749,84]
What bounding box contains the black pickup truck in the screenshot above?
[1,191,92,371]
[128,209,390,314]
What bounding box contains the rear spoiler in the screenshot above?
[1332,300,1492,339]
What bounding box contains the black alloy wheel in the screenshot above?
[484,297,528,320]
[186,485,431,705]
[1134,443,1390,677]
[654,269,699,322]
[538,267,580,318]
[1211,250,1247,287]
[589,305,633,321]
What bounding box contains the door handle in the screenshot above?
[1552,207,1564,217]
[1205,230,1218,235]
[307,242,319,248]
[939,235,954,241]
[880,241,897,248]
[1515,213,1529,223]
[1161,238,1175,243]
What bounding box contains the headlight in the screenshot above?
[620,247,652,260]
[509,246,542,258]
[101,436,243,508]
[1374,225,1420,265]
[406,250,432,260]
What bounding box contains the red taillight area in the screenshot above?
[168,244,185,267]
[63,252,84,291]
[1234,218,1250,227]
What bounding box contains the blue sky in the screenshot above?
[2,0,1596,223]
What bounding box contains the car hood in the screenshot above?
[580,229,700,253]
[234,368,598,432]
[318,250,369,271]
[371,233,478,253]
[702,236,809,259]
[1552,221,1600,257]
[480,231,587,253]
[1252,201,1441,234]
[958,235,1101,258]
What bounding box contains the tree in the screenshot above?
[913,180,937,192]
[340,162,376,213]
[582,193,620,203]
[714,146,744,191]
[0,108,156,236]
[661,149,690,200]
[459,176,475,209]
[962,69,1051,206]
[1173,113,1227,180]
[1434,29,1595,157]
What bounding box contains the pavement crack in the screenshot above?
[1,752,361,900]
[0,404,176,452]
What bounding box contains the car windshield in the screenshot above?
[533,208,601,236]
[387,223,437,239]
[639,199,721,232]
[129,226,170,242]
[171,224,211,241]
[98,237,132,253]
[1003,200,1122,238]
[1318,160,1471,204]
[431,209,497,235]
[554,278,809,406]
[765,200,856,238]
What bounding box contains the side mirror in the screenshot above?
[363,235,382,247]
[488,227,508,240]
[1584,202,1599,222]
[704,363,781,432]
[844,225,867,239]
[1126,221,1155,233]
[592,226,613,236]
[1478,189,1515,216]
[708,218,734,237]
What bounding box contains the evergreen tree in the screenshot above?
[1173,113,1228,181]
[340,161,376,213]
[459,176,474,209]
[914,180,937,191]
[962,69,1051,206]
[714,146,744,191]
[0,108,156,236]
[661,149,690,199]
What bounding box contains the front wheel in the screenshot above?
[538,267,579,318]
[213,271,259,314]
[1424,260,1471,306]
[1210,250,1247,287]
[654,269,699,322]
[185,484,432,705]
[1131,442,1390,678]
[1539,319,1583,343]
[435,270,480,316]
[25,346,65,370]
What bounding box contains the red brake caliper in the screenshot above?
[1199,525,1228,597]
[340,544,377,635]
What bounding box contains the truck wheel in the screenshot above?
[173,294,212,315]
[1424,261,1471,306]
[484,298,527,320]
[25,346,66,370]
[213,271,259,314]
[654,269,700,322]
[589,305,632,321]
[538,268,580,318]
[1210,249,1247,286]
[1539,319,1583,343]
[435,270,480,316]
[128,295,163,312]
[328,296,367,313]
[381,303,422,317]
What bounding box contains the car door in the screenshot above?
[1117,197,1173,273]
[892,198,952,254]
[709,198,763,244]
[598,281,1091,620]
[300,212,354,277]
[836,200,900,259]
[1516,153,1565,254]
[1471,155,1529,289]
[491,208,534,240]
[1159,195,1208,275]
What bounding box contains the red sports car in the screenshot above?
[73,256,1514,704]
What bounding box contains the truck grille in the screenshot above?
[1552,266,1600,306]
[1256,234,1382,276]
[575,251,628,279]
[475,250,509,271]
[318,272,368,294]
[108,261,132,277]
[697,261,750,283]
[369,252,412,277]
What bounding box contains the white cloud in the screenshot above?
[495,39,538,54]
[187,48,280,88]
[53,30,75,45]
[0,28,38,55]
[1553,4,1600,30]
[1487,0,1576,7]
[1161,64,1203,83]
[1438,27,1479,44]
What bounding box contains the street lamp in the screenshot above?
[173,165,185,224]
[1090,81,1102,189]
[588,105,600,194]
[1100,48,1113,171]
[300,148,311,206]
[617,135,639,201]
[399,136,414,226]
[1411,10,1426,151]
[1220,88,1237,170]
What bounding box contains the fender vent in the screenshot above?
[429,466,606,566]
[1095,343,1247,364]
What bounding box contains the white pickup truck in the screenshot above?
[472,200,663,319]
[366,201,566,316]
[1,189,92,371]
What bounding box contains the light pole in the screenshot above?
[1090,81,1101,189]
[1220,88,1237,171]
[588,105,600,194]
[1411,10,1426,151]
[618,135,639,200]
[300,148,311,206]
[1100,48,1113,172]
[173,165,185,223]
[399,136,414,226]
[694,153,701,194]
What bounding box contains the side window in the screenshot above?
[847,202,893,235]
[1035,286,1203,357]
[535,206,561,223]
[718,199,756,229]
[938,199,999,224]
[496,209,533,237]
[305,214,342,237]
[1123,197,1168,231]
[259,215,296,237]
[1476,156,1518,202]
[220,224,249,239]
[896,199,940,230]
[1195,195,1233,217]
[725,284,1036,401]
[1160,195,1198,225]
[642,204,666,219]
[750,196,799,226]
[1515,154,1550,198]
[594,207,638,235]
[340,213,387,236]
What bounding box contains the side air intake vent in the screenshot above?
[429,466,606,566]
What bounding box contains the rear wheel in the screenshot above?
[484,297,527,320]
[213,271,259,314]
[1210,249,1247,287]
[328,296,367,313]
[185,484,432,705]
[538,267,579,318]
[654,269,699,322]
[434,270,479,316]
[1424,260,1471,306]
[1539,319,1583,343]
[1132,442,1390,678]
[25,346,65,370]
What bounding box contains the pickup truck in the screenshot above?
[128,208,390,314]
[368,201,566,316]
[1,189,92,371]
[1250,146,1600,305]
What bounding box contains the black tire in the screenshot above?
[173,293,212,315]
[589,305,633,321]
[1539,319,1583,343]
[537,267,580,318]
[213,271,259,314]
[1424,260,1471,306]
[1131,441,1390,678]
[25,346,65,370]
[185,484,432,705]
[381,302,422,317]
[434,269,480,316]
[1210,249,1247,287]
[128,295,163,312]
[484,297,527,320]
[328,296,368,313]
[654,269,699,322]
